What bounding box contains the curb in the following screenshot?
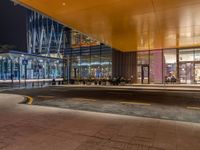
[25,96,33,105]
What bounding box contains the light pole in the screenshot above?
[22,58,28,87]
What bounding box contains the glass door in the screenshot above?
[179,63,194,84]
[142,65,149,84]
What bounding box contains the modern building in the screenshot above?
[0,50,63,81]
[0,9,65,81]
[27,11,114,81]
[8,0,200,84]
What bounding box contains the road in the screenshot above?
[2,85,200,123]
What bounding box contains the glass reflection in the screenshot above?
[163,49,177,83]
[150,50,162,84]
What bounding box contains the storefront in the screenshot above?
[137,48,200,84]
[0,51,63,81]
[65,45,112,80]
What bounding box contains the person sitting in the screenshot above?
[171,76,176,83]
[165,76,170,84]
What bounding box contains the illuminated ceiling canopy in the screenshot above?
[13,0,200,51]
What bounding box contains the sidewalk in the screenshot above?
[0,93,200,150]
[60,84,200,92]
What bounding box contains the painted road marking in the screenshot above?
[120,102,151,106]
[26,96,33,105]
[187,106,200,110]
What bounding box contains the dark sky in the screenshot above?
[0,0,27,50]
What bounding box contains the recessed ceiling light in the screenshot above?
[62,2,66,6]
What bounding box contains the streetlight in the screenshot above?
[22,58,28,87]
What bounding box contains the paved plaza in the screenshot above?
[0,92,200,150]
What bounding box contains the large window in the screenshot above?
[179,49,194,62]
[71,56,80,79]
[137,48,200,84]
[0,53,63,81]
[80,54,90,79]
[150,50,163,84]
[195,49,200,61]
[179,49,194,84]
[69,45,112,79]
[71,30,100,48]
[163,49,177,81]
[90,47,101,78]
[101,53,112,78]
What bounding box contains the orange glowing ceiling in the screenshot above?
[13,0,200,51]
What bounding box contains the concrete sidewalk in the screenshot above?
[60,84,200,91]
[0,93,200,150]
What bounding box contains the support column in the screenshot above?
[176,49,180,83]
[112,50,137,83]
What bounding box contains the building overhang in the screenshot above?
[12,0,200,52]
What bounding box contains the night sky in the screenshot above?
[0,0,27,51]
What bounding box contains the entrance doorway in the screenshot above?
[141,65,149,84]
[179,63,194,84]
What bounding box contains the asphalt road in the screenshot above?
[1,86,200,123]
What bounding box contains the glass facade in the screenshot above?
[0,10,112,82]
[137,48,200,84]
[71,30,100,48]
[163,49,177,83]
[150,50,163,84]
[0,10,68,82]
[27,11,70,57]
[0,51,63,81]
[65,45,112,80]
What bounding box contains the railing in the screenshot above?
[0,78,64,90]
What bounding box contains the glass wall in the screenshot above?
[66,45,112,80]
[0,52,63,81]
[90,47,101,78]
[71,30,100,48]
[195,49,200,83]
[80,54,90,79]
[101,50,112,78]
[179,49,194,84]
[137,48,200,84]
[150,50,163,84]
[27,11,68,56]
[163,49,177,83]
